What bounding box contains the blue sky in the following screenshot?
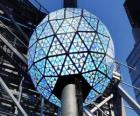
[30,0,137,115]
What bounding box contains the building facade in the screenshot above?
[0,0,58,115]
[124,0,140,103]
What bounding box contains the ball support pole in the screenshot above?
[61,84,78,116]
[61,77,84,116]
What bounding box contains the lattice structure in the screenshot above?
[28,8,115,107]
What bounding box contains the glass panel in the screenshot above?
[78,18,94,31]
[48,37,65,56]
[29,31,37,47]
[49,9,64,20]
[29,66,42,87]
[48,55,65,74]
[69,34,87,53]
[40,23,53,39]
[79,32,95,49]
[97,21,111,37]
[45,60,57,76]
[84,89,99,106]
[50,20,63,32]
[70,53,87,71]
[36,22,47,38]
[49,94,61,107]
[90,35,105,53]
[57,33,75,51]
[35,59,46,75]
[82,71,96,86]
[37,78,51,99]
[61,56,78,75]
[57,18,76,34]
[45,76,58,90]
[82,54,95,72]
[83,9,97,19]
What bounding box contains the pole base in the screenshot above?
[61,84,78,116]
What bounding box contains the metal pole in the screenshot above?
[40,96,44,116]
[15,77,24,115]
[61,84,78,116]
[118,85,140,115]
[91,102,108,116]
[0,76,28,116]
[90,94,113,113]
[84,108,93,116]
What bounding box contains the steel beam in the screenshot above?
[0,34,27,65]
[0,15,33,29]
[15,77,24,115]
[0,76,28,116]
[0,2,29,41]
[0,46,29,81]
[40,96,44,116]
[0,20,28,48]
[118,85,140,115]
[84,108,93,116]
[90,94,114,113]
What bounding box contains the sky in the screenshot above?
[30,0,138,115]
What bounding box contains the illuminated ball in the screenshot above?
[28,8,115,107]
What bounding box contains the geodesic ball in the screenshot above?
[28,8,115,107]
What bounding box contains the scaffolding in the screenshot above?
[0,0,57,115]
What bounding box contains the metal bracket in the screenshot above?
[0,76,28,116]
[90,94,113,113]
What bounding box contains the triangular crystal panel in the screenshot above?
[70,53,87,72]
[45,60,57,76]
[82,54,96,72]
[48,37,65,56]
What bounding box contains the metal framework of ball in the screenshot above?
[28,8,115,107]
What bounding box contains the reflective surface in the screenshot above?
[28,8,114,107]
